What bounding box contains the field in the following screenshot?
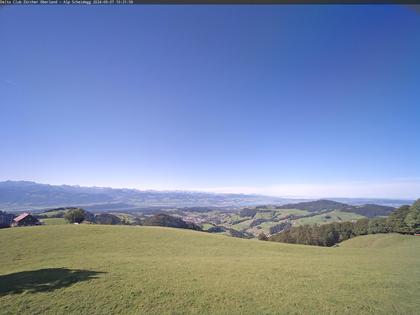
[40,218,67,225]
[275,208,310,219]
[1,225,419,314]
[292,210,365,226]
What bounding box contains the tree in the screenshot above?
[94,213,122,225]
[143,213,202,231]
[269,222,292,235]
[121,217,131,225]
[319,224,340,246]
[387,205,411,234]
[336,221,355,242]
[64,208,86,224]
[367,217,389,234]
[258,232,268,241]
[239,208,258,218]
[405,199,420,234]
[353,218,369,236]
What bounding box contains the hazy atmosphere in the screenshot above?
[1,5,419,198]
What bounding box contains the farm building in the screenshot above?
[11,212,41,227]
[0,211,15,228]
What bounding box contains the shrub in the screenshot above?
[258,233,268,241]
[64,209,86,224]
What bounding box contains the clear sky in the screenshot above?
[0,5,419,199]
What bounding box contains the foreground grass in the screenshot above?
[1,226,419,314]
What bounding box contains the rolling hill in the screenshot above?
[277,199,349,212]
[1,225,419,314]
[277,199,396,218]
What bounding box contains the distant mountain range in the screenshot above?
[0,181,294,211]
[0,181,413,212]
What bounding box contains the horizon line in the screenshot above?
[0,179,416,201]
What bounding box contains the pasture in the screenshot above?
[1,225,419,314]
[293,210,364,226]
[40,218,67,225]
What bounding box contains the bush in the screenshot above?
[64,208,86,224]
[367,217,389,234]
[94,213,122,225]
[258,232,268,241]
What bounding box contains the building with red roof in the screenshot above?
[11,212,40,227]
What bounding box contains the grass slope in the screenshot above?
[1,226,419,314]
[40,218,67,225]
[339,233,418,249]
[293,210,364,226]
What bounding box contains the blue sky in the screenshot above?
[0,5,419,198]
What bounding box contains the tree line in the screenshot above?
[267,199,420,247]
[64,209,201,230]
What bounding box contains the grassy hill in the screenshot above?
[40,218,67,225]
[339,233,418,249]
[276,199,395,217]
[1,226,419,314]
[292,210,365,226]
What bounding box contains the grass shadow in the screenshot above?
[0,268,105,296]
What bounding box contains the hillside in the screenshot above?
[197,202,386,238]
[1,225,419,314]
[277,199,395,218]
[277,199,349,212]
[342,204,395,217]
[339,233,417,249]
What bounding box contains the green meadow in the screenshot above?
[1,225,419,314]
[293,210,365,226]
[40,218,67,225]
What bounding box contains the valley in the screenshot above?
[30,199,391,239]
